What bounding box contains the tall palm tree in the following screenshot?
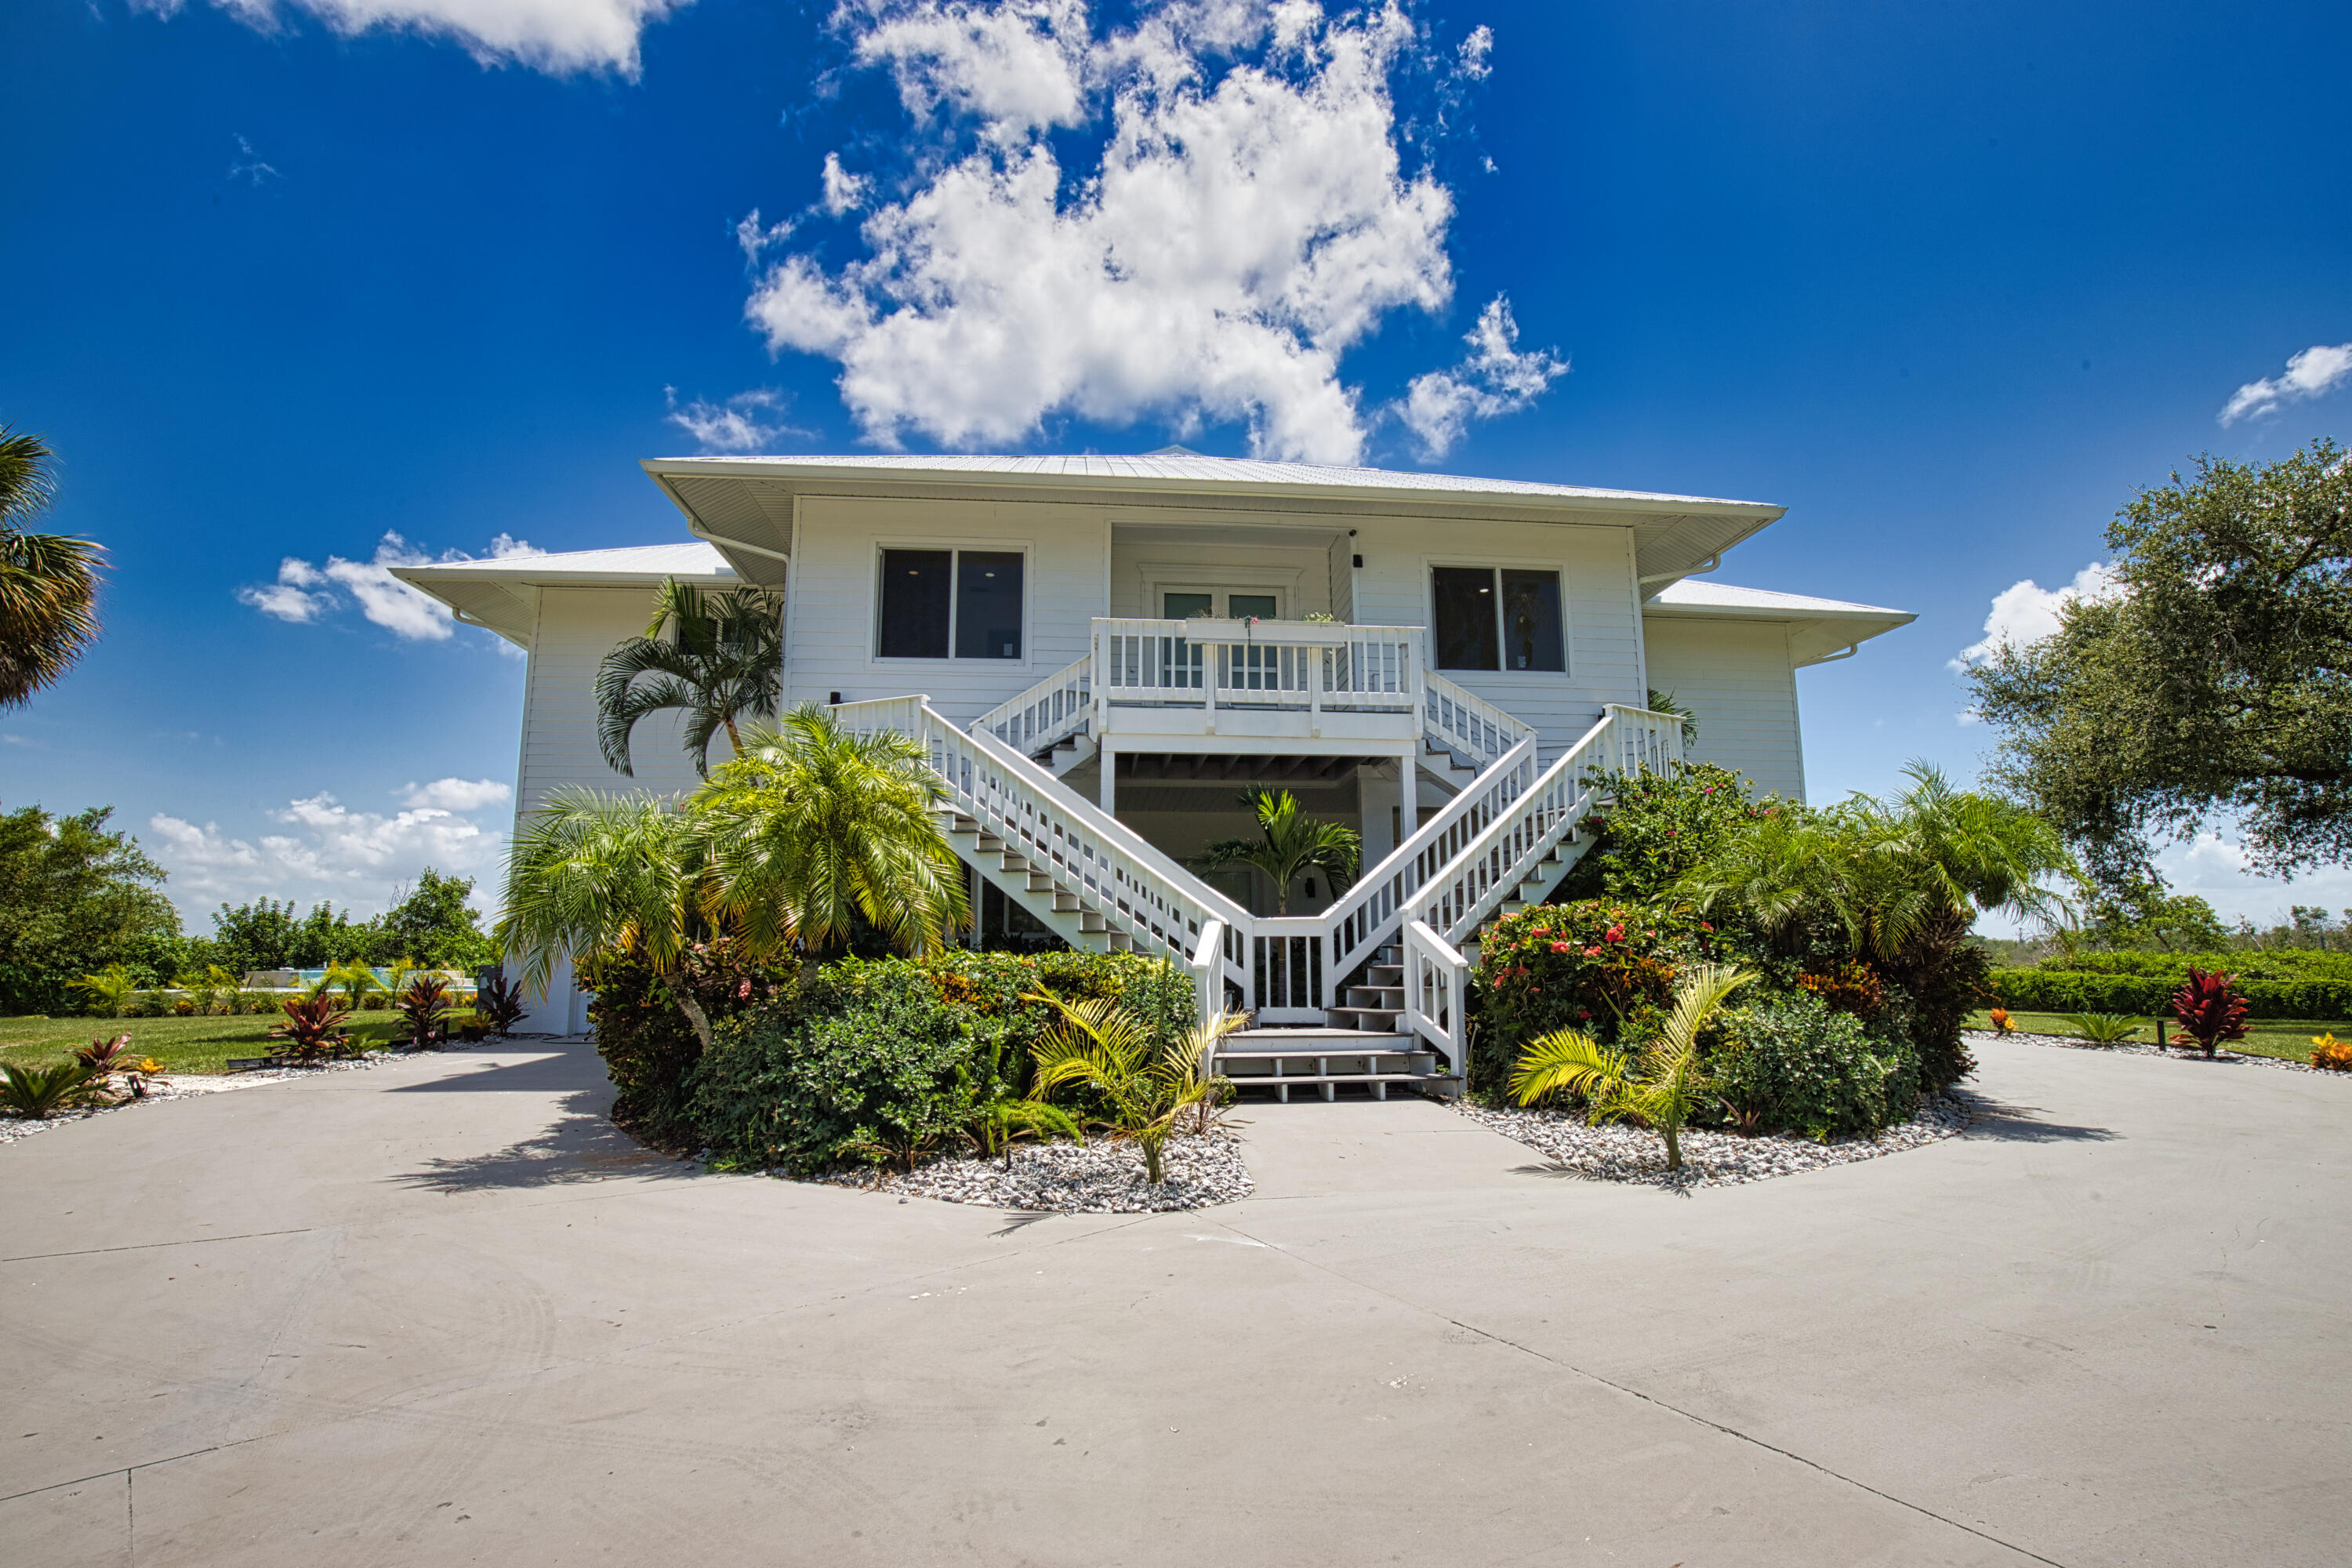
[0,425,105,708]
[596,577,782,778]
[1510,963,1754,1172]
[690,704,969,964]
[495,788,706,1036]
[1189,788,1360,915]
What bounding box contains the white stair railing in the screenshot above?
[834,694,1685,1039]
[1317,732,1541,1008]
[1406,704,1685,952]
[829,697,1252,1003]
[972,656,1093,756]
[1421,670,1535,770]
[1402,920,1472,1080]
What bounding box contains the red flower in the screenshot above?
[1604,925,1624,943]
[1583,946,1603,957]
[1550,942,1570,954]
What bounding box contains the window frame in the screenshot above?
[1421,557,1571,677]
[869,539,1035,667]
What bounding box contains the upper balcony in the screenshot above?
[974,616,1526,764]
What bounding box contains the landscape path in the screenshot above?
[3,1036,2345,1566]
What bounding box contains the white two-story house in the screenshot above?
[398,451,1911,1096]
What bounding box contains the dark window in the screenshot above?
[1500,570,1565,672]
[878,548,1025,659]
[1163,591,1214,619]
[1227,593,1279,620]
[1432,566,1500,670]
[1432,566,1566,673]
[955,551,1023,659]
[878,549,952,659]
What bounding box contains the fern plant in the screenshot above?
[2060,1012,2143,1045]
[1510,962,1753,1172]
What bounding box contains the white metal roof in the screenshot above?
[389,543,738,648]
[645,450,1787,590]
[397,542,734,583]
[647,451,1776,511]
[1648,579,1909,619]
[1643,579,1915,666]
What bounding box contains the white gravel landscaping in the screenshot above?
[0,1052,404,1148]
[1971,1027,2343,1075]
[1453,1093,1972,1191]
[815,1129,1253,1212]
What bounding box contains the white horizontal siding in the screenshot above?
[1351,517,1646,757]
[517,586,713,815]
[1640,616,1806,801]
[786,495,1110,724]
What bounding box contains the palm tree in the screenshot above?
[1678,762,2075,959]
[1026,995,1247,1184]
[595,577,781,778]
[0,425,105,708]
[689,703,968,964]
[1189,788,1360,915]
[495,787,706,1037]
[1509,962,1754,1172]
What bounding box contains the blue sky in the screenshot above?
[3,0,2348,931]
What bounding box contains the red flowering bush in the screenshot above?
[1472,899,1712,1094]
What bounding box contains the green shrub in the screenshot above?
[582,939,788,1138]
[1471,900,1717,1096]
[1989,968,2352,1020]
[1708,992,1922,1139]
[688,962,997,1175]
[2034,947,2352,982]
[1552,763,1779,903]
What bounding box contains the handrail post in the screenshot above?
[1190,919,1226,1037]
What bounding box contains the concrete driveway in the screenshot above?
[3,1037,2345,1567]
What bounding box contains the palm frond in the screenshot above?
[1508,1028,1627,1108]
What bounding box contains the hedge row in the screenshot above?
[1988,969,2352,1020]
[2033,948,2352,982]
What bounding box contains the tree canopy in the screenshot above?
[1967,438,2352,880]
[0,805,180,1013]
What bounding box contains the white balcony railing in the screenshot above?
[1094,616,1418,716]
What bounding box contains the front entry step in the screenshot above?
[1216,1027,1454,1103]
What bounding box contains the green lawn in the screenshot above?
[0,1012,480,1075]
[1969,1008,2347,1065]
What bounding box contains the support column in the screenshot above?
[1099,739,1116,815]
[1399,746,1419,840]
[1359,763,1398,866]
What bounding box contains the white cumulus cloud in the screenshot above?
[239,532,543,643]
[1397,294,1566,459]
[2219,341,2352,426]
[137,0,688,77]
[663,387,797,453]
[149,789,504,917]
[1951,561,2125,670]
[398,777,514,811]
[748,1,1541,464]
[819,151,870,216]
